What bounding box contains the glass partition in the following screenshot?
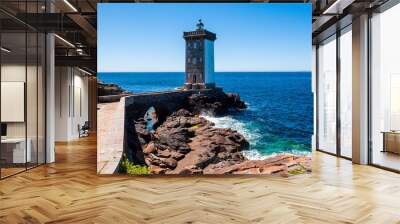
[317,35,337,154]
[370,3,400,171]
[1,31,28,177]
[339,27,352,158]
[0,1,46,179]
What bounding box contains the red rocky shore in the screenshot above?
[129,92,311,175]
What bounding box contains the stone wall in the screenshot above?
[124,89,222,120]
[125,90,191,120]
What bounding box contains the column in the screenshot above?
[352,14,369,164]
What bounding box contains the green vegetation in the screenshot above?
[287,168,306,175]
[191,124,201,129]
[120,156,151,175]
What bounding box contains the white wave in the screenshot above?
[241,150,269,160]
[242,150,294,161]
[286,149,312,156]
[200,114,264,160]
[201,114,261,144]
[200,114,312,160]
[242,150,311,160]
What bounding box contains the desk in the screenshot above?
[382,131,400,154]
[1,138,31,163]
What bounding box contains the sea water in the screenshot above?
[98,72,313,159]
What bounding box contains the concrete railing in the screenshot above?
[97,97,126,174]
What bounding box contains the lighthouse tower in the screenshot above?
[183,20,216,89]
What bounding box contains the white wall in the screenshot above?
[1,63,46,164]
[72,72,89,138]
[1,64,36,138]
[1,65,26,143]
[55,67,89,141]
[55,66,69,141]
[1,65,26,128]
[204,39,215,85]
[1,82,25,122]
[1,64,26,81]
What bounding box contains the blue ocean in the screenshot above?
[98,72,313,159]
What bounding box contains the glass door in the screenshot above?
[370,3,400,171]
[339,26,352,158]
[317,35,337,154]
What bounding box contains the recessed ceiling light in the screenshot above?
[54,34,75,48]
[78,67,92,76]
[322,0,355,15]
[323,0,342,15]
[1,47,11,53]
[63,0,78,12]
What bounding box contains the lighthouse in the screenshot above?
[183,19,216,89]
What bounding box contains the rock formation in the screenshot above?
[187,92,246,115]
[98,81,130,96]
[125,90,311,176]
[98,81,132,103]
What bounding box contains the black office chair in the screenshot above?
[79,121,90,138]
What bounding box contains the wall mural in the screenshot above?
[97,3,313,176]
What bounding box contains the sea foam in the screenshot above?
[200,114,264,160]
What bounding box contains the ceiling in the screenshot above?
[0,0,393,72]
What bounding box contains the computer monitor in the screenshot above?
[1,123,7,137]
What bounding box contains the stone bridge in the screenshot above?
[97,89,221,174]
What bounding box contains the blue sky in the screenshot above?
[98,3,311,72]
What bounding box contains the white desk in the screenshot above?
[1,138,31,163]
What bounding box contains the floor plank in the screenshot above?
[0,135,400,224]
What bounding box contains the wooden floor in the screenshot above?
[1,167,26,178]
[372,150,400,171]
[1,136,400,224]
